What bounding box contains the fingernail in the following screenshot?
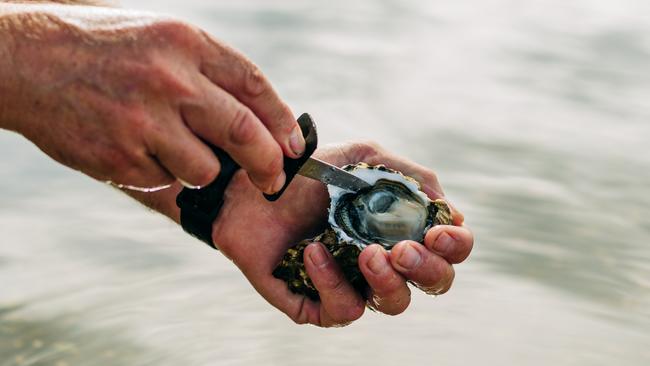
[309,244,329,269]
[271,171,286,194]
[367,246,387,275]
[289,125,305,156]
[434,232,454,254]
[178,179,200,189]
[397,242,421,270]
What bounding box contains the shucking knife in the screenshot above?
[176,112,366,248]
[263,113,370,201]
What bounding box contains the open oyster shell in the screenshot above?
[273,163,452,300]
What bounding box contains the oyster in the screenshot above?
[273,163,452,300]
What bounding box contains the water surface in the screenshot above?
[1,0,649,365]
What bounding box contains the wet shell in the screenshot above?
[328,163,449,249]
[273,163,452,300]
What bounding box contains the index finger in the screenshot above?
[198,32,306,159]
[181,78,286,194]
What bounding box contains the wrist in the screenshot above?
[210,169,250,251]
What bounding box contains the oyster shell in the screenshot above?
[328,163,444,250]
[273,163,452,300]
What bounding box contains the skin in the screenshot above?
[129,142,474,327]
[0,1,474,327]
[0,1,305,193]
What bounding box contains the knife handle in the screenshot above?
[264,113,319,201]
[195,113,318,203]
[194,113,318,203]
[176,113,319,248]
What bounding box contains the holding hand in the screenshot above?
[0,4,304,193]
[0,4,473,328]
[209,142,473,327]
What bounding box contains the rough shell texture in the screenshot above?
[273,163,452,300]
[272,228,363,301]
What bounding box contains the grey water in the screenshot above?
[1,0,649,365]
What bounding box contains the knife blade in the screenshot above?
[298,157,372,192]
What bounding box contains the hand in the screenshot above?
[209,141,473,327]
[0,3,304,193]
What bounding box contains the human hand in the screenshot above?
[0,3,303,193]
[208,141,473,327]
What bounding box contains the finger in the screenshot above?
[389,241,455,295]
[358,245,411,316]
[145,117,222,188]
[424,225,474,264]
[181,77,286,194]
[441,199,465,226]
[235,265,324,326]
[346,142,445,199]
[304,243,365,327]
[106,152,175,190]
[198,35,305,158]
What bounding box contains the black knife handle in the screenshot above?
[264,113,319,201]
[176,144,240,247]
[176,113,318,248]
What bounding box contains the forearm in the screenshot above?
[0,5,20,132]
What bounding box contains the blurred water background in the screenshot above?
[1,0,649,365]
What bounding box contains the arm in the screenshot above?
[0,2,474,327]
[128,141,473,327]
[0,1,305,193]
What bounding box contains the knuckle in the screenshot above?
[243,63,269,97]
[250,148,283,185]
[229,108,257,145]
[360,140,382,152]
[154,19,200,45]
[352,140,383,161]
[131,114,159,138]
[384,271,407,293]
[323,272,347,294]
[370,268,401,294]
[193,165,220,187]
[228,108,259,145]
[140,60,196,98]
[269,102,295,133]
[262,150,283,177]
[425,170,439,183]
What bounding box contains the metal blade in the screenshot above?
[298,158,372,192]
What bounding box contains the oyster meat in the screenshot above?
[273,163,452,300]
